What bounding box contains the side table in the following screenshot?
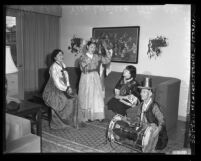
[7,100,42,137]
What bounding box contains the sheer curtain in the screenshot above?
[21,11,60,92]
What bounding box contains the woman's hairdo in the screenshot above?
[86,41,96,49]
[51,49,64,61]
[125,65,136,79]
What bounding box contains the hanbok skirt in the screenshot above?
[43,78,78,129]
[78,71,105,122]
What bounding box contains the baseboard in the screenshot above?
[178,115,186,122]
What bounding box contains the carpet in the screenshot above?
[41,120,186,153]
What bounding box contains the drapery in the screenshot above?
[21,10,60,92]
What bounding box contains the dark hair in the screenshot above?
[51,49,64,62]
[125,65,136,79]
[86,41,96,50]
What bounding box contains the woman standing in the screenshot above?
[78,40,112,122]
[43,49,78,129]
[107,65,141,117]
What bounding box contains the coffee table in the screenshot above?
[7,100,42,136]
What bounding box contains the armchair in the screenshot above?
[5,113,41,153]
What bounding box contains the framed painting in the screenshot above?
[92,26,140,64]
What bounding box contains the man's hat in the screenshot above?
[138,77,152,90]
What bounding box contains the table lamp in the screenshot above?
[5,45,19,111]
[5,45,19,152]
[6,46,18,74]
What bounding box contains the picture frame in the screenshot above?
[92,26,140,64]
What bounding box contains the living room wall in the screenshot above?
[59,5,191,120]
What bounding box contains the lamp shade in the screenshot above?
[6,46,18,74]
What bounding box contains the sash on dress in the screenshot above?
[56,62,67,85]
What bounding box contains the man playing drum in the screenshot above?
[135,77,168,152]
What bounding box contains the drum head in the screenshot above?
[107,114,124,141]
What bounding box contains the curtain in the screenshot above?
[21,11,60,92]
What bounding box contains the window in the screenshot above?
[6,16,17,66]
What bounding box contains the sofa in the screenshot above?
[5,113,41,153]
[104,71,181,131]
[37,67,181,131]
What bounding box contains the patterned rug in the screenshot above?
[41,119,186,154]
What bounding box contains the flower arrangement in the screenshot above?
[147,36,168,59]
[68,36,84,56]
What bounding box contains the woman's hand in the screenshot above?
[67,86,73,95]
[114,89,120,99]
[114,94,120,99]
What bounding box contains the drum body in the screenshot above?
[107,114,159,152]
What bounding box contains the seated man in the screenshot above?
[135,77,168,151]
[106,77,169,152]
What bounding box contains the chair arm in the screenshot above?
[6,134,41,153]
[6,114,31,142]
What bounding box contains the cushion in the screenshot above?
[6,134,40,153]
[6,114,31,142]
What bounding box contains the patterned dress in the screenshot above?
[78,53,111,122]
[43,61,77,129]
[107,76,141,116]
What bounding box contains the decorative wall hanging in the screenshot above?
[68,35,84,56]
[93,26,140,64]
[147,36,168,59]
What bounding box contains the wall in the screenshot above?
[59,5,191,119]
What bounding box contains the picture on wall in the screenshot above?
[92,26,140,64]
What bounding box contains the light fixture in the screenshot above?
[5,45,19,110]
[6,46,18,74]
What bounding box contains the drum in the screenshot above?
[106,114,159,152]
